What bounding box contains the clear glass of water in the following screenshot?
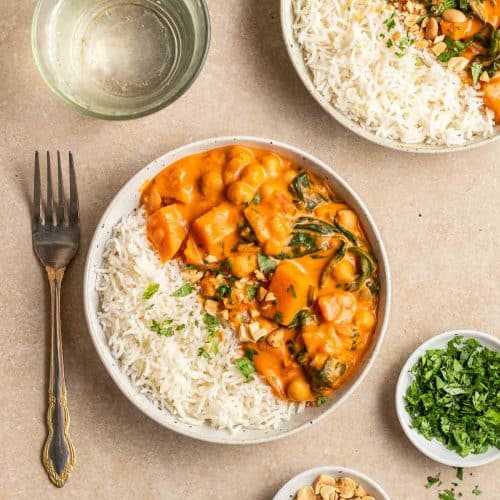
[32,0,210,119]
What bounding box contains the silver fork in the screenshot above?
[32,151,79,487]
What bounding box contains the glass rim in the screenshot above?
[31,0,211,121]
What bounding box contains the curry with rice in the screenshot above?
[141,146,379,404]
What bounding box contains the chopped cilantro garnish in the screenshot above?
[234,349,256,382]
[257,253,277,274]
[384,12,396,31]
[215,283,232,299]
[246,283,259,300]
[143,282,160,299]
[274,312,283,325]
[316,396,327,406]
[437,37,470,63]
[405,336,500,457]
[287,285,297,298]
[472,486,482,496]
[470,61,482,86]
[150,319,174,337]
[456,468,463,481]
[439,490,456,500]
[198,347,211,359]
[425,475,442,489]
[172,283,195,297]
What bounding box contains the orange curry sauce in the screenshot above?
[140,146,379,403]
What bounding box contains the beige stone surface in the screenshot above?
[1,0,499,498]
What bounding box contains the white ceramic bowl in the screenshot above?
[83,136,391,444]
[280,1,500,154]
[273,465,390,500]
[395,329,500,467]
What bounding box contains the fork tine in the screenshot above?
[56,151,66,225]
[34,151,42,225]
[68,152,79,223]
[46,152,55,225]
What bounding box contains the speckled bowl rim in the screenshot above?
[273,465,391,500]
[395,329,500,467]
[280,0,500,154]
[83,136,391,444]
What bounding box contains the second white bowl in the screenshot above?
[395,329,500,467]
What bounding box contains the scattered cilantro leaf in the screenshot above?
[384,12,396,31]
[150,319,174,337]
[456,468,463,481]
[472,486,482,495]
[172,283,195,297]
[234,352,256,382]
[439,490,456,500]
[257,253,277,274]
[143,283,160,299]
[246,283,259,300]
[470,61,482,86]
[316,396,327,406]
[425,475,442,488]
[198,348,211,359]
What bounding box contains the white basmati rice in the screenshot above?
[292,0,495,145]
[97,209,303,432]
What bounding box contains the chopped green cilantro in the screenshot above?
[384,12,396,31]
[234,350,256,382]
[470,61,482,86]
[472,486,482,496]
[316,396,327,406]
[257,253,277,274]
[425,475,442,489]
[405,336,500,457]
[456,468,463,481]
[143,283,160,299]
[150,319,174,337]
[439,490,456,500]
[172,283,195,297]
[246,283,259,300]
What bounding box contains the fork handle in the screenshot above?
[42,267,75,487]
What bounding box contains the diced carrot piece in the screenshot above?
[483,77,500,123]
[146,205,188,262]
[262,261,313,325]
[191,202,240,254]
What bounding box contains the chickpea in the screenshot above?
[355,309,376,331]
[287,377,312,402]
[241,161,266,187]
[224,157,247,184]
[260,153,283,178]
[259,182,277,200]
[336,209,359,232]
[200,168,224,198]
[226,181,255,205]
[332,258,356,284]
[228,145,254,163]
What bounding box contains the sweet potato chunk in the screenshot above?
[147,204,188,262]
[183,235,205,267]
[228,252,258,278]
[483,77,500,123]
[262,260,313,325]
[191,202,239,255]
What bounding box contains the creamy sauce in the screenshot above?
[141,146,379,403]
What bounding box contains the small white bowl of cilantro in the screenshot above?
[396,329,500,467]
